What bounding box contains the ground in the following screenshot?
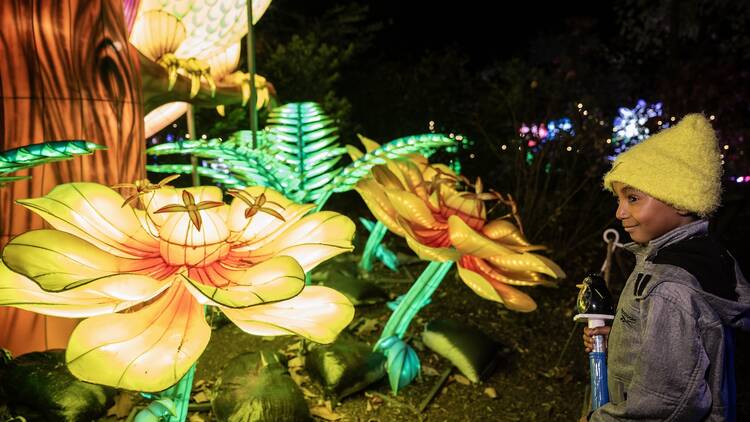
[3,249,748,421]
[190,255,591,422]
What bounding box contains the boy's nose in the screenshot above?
[615,202,629,220]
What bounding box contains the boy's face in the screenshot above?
[612,182,692,244]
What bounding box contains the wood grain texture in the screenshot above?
[0,0,144,356]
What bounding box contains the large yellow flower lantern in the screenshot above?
[0,181,355,392]
[355,154,565,312]
[352,151,566,393]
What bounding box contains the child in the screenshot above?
[582,114,750,421]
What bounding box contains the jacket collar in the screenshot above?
[623,219,709,259]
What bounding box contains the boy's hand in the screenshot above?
[582,326,611,353]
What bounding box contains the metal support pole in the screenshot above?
[246,0,259,149]
[186,104,200,186]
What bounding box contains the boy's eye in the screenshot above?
[627,195,638,203]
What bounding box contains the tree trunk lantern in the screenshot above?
[0,0,144,356]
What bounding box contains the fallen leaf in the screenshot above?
[287,355,304,368]
[106,392,134,418]
[366,392,383,411]
[289,367,308,386]
[310,405,344,421]
[354,317,381,337]
[484,387,497,399]
[421,365,439,376]
[366,392,383,406]
[192,391,210,404]
[301,386,318,398]
[188,413,205,422]
[286,340,303,353]
[452,374,471,385]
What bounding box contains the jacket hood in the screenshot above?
[625,220,750,330]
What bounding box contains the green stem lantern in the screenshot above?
[374,261,454,393]
[358,218,398,273]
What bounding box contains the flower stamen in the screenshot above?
[227,189,286,222]
[112,174,181,207]
[154,190,224,230]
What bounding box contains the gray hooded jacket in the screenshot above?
[591,220,750,421]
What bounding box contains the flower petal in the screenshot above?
[485,254,565,278]
[397,217,460,262]
[531,255,566,279]
[354,179,404,237]
[3,229,171,292]
[16,183,159,258]
[448,216,561,277]
[0,261,158,317]
[422,162,456,182]
[457,265,537,312]
[65,284,210,392]
[222,286,354,344]
[481,218,544,251]
[448,215,513,257]
[465,256,555,287]
[372,164,405,190]
[455,264,502,302]
[442,192,486,226]
[237,212,355,272]
[158,208,231,267]
[183,256,305,308]
[345,144,364,161]
[357,134,381,153]
[141,187,182,226]
[389,158,429,200]
[384,189,444,230]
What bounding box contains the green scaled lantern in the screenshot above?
[0,140,105,184]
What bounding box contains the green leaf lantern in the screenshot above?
[263,102,347,203]
[331,133,457,193]
[0,140,105,184]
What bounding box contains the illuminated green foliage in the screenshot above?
[146,133,295,194]
[263,102,347,203]
[147,102,345,204]
[331,133,458,193]
[0,140,105,184]
[147,103,460,211]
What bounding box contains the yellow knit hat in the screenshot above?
[603,113,722,217]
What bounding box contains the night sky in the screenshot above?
[353,1,614,65]
[254,0,748,180]
[265,0,616,66]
